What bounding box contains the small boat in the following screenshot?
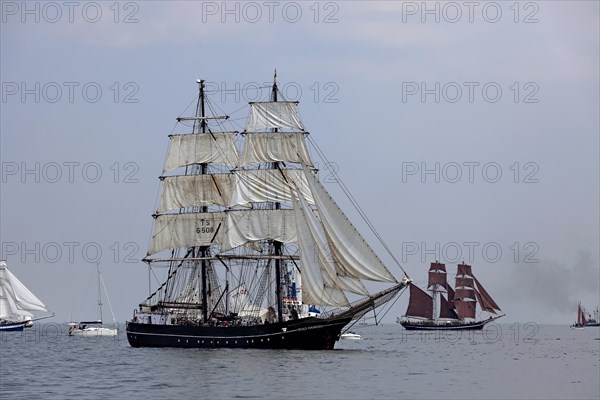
[398,262,504,331]
[340,331,361,340]
[68,263,117,337]
[0,260,54,331]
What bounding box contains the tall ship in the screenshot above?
[126,75,410,349]
[571,302,600,328]
[0,260,53,331]
[398,262,504,330]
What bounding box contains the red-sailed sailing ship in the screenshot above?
[397,262,504,330]
[571,302,600,328]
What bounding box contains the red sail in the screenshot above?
[446,285,456,309]
[457,263,473,277]
[429,262,446,273]
[473,275,501,312]
[474,289,496,314]
[428,262,447,289]
[428,271,447,289]
[577,303,582,325]
[439,293,459,320]
[455,277,474,288]
[455,299,476,319]
[455,288,476,301]
[581,305,588,325]
[405,283,433,320]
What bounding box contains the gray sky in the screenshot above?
[1,1,598,324]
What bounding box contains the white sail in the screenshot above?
[241,132,312,166]
[292,194,350,307]
[163,132,239,172]
[246,101,304,131]
[158,174,235,211]
[0,261,48,320]
[304,166,397,283]
[294,188,369,297]
[222,209,298,251]
[148,212,227,255]
[229,169,314,207]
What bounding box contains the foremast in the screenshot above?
[141,78,235,323]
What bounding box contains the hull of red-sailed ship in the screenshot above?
[400,318,496,331]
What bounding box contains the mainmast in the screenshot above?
[272,70,284,323]
[198,79,210,323]
[97,262,103,324]
[428,262,447,321]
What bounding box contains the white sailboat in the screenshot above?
[68,263,117,337]
[0,260,53,331]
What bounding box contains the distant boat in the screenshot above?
[398,262,504,331]
[571,302,599,329]
[0,260,54,331]
[68,263,117,337]
[340,331,361,340]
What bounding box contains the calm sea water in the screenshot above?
[1,323,598,400]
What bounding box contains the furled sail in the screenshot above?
[148,212,226,255]
[246,101,304,132]
[304,166,397,283]
[240,132,312,166]
[405,284,433,320]
[0,261,48,320]
[158,174,235,211]
[163,132,239,172]
[229,169,314,207]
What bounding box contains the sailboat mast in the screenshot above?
[432,287,438,321]
[198,79,209,323]
[272,70,284,323]
[97,262,103,324]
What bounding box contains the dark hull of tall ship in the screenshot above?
[126,316,352,350]
[400,318,497,331]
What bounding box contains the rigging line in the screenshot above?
[307,136,407,275]
[99,273,117,323]
[178,94,200,121]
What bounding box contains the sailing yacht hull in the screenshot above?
[69,327,118,337]
[126,316,351,350]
